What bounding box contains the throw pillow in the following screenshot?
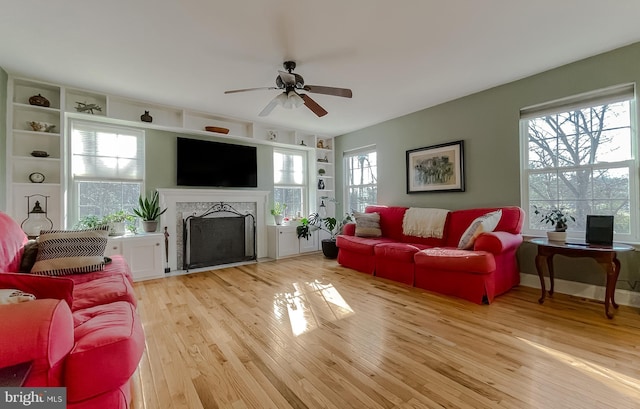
[0,289,36,304]
[31,227,109,276]
[19,240,39,273]
[354,211,382,237]
[458,210,502,250]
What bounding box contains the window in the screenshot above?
[520,84,637,240]
[273,149,306,218]
[70,120,144,222]
[344,146,377,213]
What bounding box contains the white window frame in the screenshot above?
[519,84,639,242]
[344,145,377,213]
[273,148,307,218]
[68,119,145,226]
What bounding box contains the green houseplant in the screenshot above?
[270,202,287,225]
[132,191,167,232]
[533,205,575,242]
[296,212,353,258]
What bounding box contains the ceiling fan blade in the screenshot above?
[278,70,296,86]
[224,87,277,94]
[301,94,328,117]
[258,94,282,117]
[303,85,352,98]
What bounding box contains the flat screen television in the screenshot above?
[177,137,258,188]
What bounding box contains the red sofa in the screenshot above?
[336,205,524,304]
[0,211,144,408]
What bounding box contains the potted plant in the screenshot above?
[271,202,287,225]
[102,210,136,236]
[297,212,353,258]
[132,191,167,232]
[533,205,575,242]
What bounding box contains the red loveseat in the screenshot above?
[0,211,145,408]
[336,205,525,304]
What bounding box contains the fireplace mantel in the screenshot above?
[157,188,270,271]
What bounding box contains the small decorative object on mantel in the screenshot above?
[299,141,306,146]
[140,110,153,123]
[267,130,278,141]
[318,168,326,176]
[317,155,329,163]
[31,150,49,158]
[317,139,325,149]
[27,121,56,133]
[204,126,230,134]
[28,94,50,107]
[318,179,325,190]
[75,101,102,114]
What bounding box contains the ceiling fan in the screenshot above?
[224,61,352,118]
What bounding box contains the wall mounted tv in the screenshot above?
[177,137,258,188]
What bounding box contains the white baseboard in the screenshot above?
[520,273,640,308]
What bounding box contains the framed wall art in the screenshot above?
[406,140,465,193]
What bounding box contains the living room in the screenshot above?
[2,2,640,408]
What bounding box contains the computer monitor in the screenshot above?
[586,215,614,245]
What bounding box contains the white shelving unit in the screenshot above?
[5,75,334,227]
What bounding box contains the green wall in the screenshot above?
[144,129,274,197]
[335,42,640,293]
[0,68,7,211]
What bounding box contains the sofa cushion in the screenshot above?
[0,273,75,308]
[19,240,39,273]
[67,301,145,402]
[71,273,137,311]
[458,210,502,249]
[336,235,395,255]
[445,207,524,247]
[66,255,133,286]
[414,248,496,274]
[0,211,28,272]
[31,228,109,276]
[374,242,432,262]
[354,211,382,237]
[364,206,408,241]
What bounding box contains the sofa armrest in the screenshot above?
[474,231,523,254]
[0,299,74,385]
[342,222,356,236]
[0,273,74,308]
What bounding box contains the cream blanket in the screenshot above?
[402,208,450,239]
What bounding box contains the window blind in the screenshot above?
[520,83,635,119]
[71,120,144,181]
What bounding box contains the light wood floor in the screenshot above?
[131,254,640,409]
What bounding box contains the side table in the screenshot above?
[530,238,634,319]
[0,361,32,387]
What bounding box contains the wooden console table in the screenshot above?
[530,238,634,319]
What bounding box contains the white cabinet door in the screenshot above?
[105,237,123,257]
[299,230,319,253]
[277,227,300,258]
[121,234,164,281]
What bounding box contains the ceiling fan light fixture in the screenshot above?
[286,91,304,109]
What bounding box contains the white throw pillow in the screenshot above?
[0,289,36,304]
[458,210,502,250]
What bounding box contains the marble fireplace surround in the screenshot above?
[157,188,270,272]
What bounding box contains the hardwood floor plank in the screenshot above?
[133,254,640,409]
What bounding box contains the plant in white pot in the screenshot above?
[533,205,575,242]
[132,191,167,233]
[271,202,287,225]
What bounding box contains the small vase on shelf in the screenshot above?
[140,110,153,123]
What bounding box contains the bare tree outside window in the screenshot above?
[345,150,377,212]
[525,100,633,235]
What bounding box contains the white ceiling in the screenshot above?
[2,1,640,137]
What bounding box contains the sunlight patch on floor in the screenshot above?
[273,279,354,336]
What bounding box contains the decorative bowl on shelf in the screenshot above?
[30,150,50,157]
[28,94,50,107]
[27,121,56,133]
[205,126,230,134]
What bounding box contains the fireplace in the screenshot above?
[157,188,270,272]
[183,202,256,270]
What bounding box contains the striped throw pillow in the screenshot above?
[354,211,382,237]
[31,227,109,276]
